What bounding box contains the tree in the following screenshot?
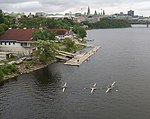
[32,28,56,41]
[0,10,4,24]
[77,27,87,38]
[73,26,87,39]
[83,18,131,29]
[0,23,8,31]
[64,38,77,52]
[0,25,4,36]
[33,40,58,64]
[48,31,56,41]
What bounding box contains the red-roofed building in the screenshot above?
[0,28,70,56]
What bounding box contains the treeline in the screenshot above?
[0,9,87,38]
[83,18,131,29]
[0,10,9,35]
[19,17,86,38]
[19,17,76,29]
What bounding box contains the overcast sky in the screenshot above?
[0,0,150,16]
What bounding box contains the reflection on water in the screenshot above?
[1,28,150,119]
[34,66,61,85]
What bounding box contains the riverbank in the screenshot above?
[0,60,57,84]
[0,39,88,84]
[0,43,86,84]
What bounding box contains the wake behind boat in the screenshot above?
[105,81,115,93]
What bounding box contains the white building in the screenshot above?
[0,28,70,56]
[0,29,36,56]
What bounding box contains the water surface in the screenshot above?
[1,26,150,119]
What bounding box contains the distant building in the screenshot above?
[75,13,82,17]
[46,14,70,20]
[35,12,47,17]
[9,12,25,18]
[128,10,134,17]
[94,10,97,16]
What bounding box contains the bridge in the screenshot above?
[129,20,150,27]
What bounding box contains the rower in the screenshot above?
[107,84,112,88]
[90,83,97,93]
[62,83,67,92]
[105,81,115,93]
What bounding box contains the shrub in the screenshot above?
[0,68,4,80]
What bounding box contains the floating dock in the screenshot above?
[64,46,100,66]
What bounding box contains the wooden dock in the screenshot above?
[55,50,75,61]
[55,55,69,61]
[64,46,100,66]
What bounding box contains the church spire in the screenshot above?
[87,6,90,16]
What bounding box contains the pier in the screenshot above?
[55,50,75,61]
[55,55,69,61]
[64,46,100,66]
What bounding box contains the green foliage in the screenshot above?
[33,40,58,64]
[4,16,16,27]
[0,25,4,36]
[64,38,77,52]
[73,26,87,39]
[0,64,18,80]
[48,31,56,40]
[83,18,131,29]
[18,17,76,29]
[32,28,56,41]
[0,23,8,31]
[24,60,37,68]
[0,69,4,80]
[0,10,4,24]
[0,9,8,36]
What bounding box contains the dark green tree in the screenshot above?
[0,10,4,24]
[83,18,131,29]
[73,26,87,38]
[77,27,87,38]
[32,28,56,41]
[0,25,4,36]
[64,38,77,52]
[33,40,58,64]
[0,23,8,31]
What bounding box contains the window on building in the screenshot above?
[13,42,15,45]
[25,43,27,46]
[0,42,2,45]
[9,42,11,45]
[5,42,7,45]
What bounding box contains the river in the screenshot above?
[0,25,150,119]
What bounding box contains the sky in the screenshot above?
[0,0,150,16]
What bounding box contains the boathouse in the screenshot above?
[0,28,70,56]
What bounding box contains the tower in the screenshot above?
[87,6,90,16]
[103,10,105,15]
[127,10,134,17]
[94,10,97,16]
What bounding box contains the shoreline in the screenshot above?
[0,60,56,85]
[0,42,87,85]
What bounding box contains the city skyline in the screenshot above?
[0,0,150,16]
